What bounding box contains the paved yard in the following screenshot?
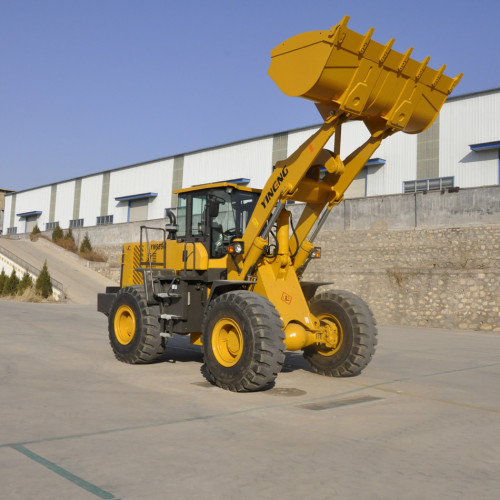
[1,300,499,499]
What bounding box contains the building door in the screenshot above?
[345,169,367,199]
[129,198,149,222]
[25,215,39,232]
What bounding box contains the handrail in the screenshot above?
[0,244,64,291]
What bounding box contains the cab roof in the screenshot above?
[174,181,261,195]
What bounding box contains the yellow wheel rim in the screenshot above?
[317,314,343,357]
[114,305,136,345]
[212,318,244,367]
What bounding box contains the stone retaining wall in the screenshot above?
[305,226,499,331]
[7,186,497,331]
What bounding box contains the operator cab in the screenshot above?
[174,182,260,259]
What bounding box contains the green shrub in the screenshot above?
[65,228,74,241]
[35,261,53,299]
[79,233,92,253]
[30,224,41,241]
[52,224,64,242]
[0,269,7,295]
[18,271,33,295]
[4,269,20,296]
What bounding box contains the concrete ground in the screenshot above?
[0,300,499,500]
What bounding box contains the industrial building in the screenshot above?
[2,88,499,235]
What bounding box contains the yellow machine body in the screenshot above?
[114,16,461,355]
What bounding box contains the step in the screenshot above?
[155,292,182,299]
[160,314,182,321]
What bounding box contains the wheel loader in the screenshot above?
[98,16,461,391]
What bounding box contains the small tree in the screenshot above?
[30,224,41,240]
[52,224,64,242]
[0,269,7,295]
[65,228,74,241]
[4,269,20,296]
[35,261,53,299]
[79,233,92,253]
[18,271,33,294]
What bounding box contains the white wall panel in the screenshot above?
[367,133,418,196]
[108,159,174,223]
[440,92,500,188]
[12,186,51,232]
[53,180,75,228]
[183,138,274,190]
[79,175,103,227]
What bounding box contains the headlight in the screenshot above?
[310,247,321,259]
[227,242,244,255]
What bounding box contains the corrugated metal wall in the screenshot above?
[53,181,76,226]
[440,90,500,187]
[79,175,104,228]
[108,159,174,223]
[8,186,51,233]
[183,136,274,189]
[2,89,499,234]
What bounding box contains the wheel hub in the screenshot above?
[212,318,243,367]
[317,316,342,355]
[114,305,136,345]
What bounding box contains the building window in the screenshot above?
[97,215,113,225]
[403,176,454,194]
[7,227,17,235]
[46,222,60,231]
[69,218,84,228]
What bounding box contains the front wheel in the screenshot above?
[202,291,285,392]
[303,290,377,377]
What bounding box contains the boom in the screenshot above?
[229,15,461,280]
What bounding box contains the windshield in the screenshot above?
[176,187,259,258]
[209,188,259,258]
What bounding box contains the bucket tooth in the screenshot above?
[432,64,447,89]
[448,73,463,94]
[416,55,431,80]
[398,47,414,72]
[330,15,350,44]
[359,27,375,55]
[379,38,395,64]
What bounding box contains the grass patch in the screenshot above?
[0,287,58,303]
[79,249,106,262]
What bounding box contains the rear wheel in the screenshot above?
[303,290,377,377]
[202,291,285,392]
[108,286,165,364]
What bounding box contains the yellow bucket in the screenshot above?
[268,16,462,133]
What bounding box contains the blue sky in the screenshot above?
[1,0,498,191]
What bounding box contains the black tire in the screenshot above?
[202,291,285,392]
[303,290,377,377]
[108,285,165,364]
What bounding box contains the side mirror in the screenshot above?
[208,199,220,218]
[165,209,178,240]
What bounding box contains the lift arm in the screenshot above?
[229,16,461,280]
